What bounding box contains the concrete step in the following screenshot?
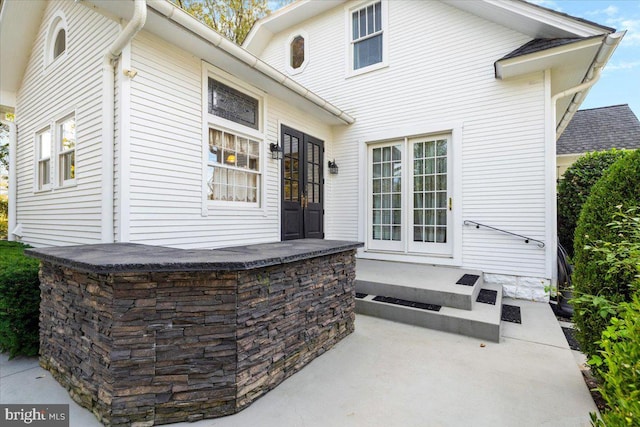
[356,259,483,310]
[355,282,503,342]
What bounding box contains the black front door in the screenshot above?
[281,125,324,240]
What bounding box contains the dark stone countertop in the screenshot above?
[25,239,363,274]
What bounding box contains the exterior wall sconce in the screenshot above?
[270,143,283,160]
[328,159,339,175]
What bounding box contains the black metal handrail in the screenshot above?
[463,220,545,248]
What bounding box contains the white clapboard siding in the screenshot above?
[14,0,120,247]
[125,31,334,249]
[257,1,549,277]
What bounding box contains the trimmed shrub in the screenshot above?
[0,241,41,358]
[557,149,629,257]
[572,149,640,361]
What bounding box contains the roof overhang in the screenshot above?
[2,0,353,126]
[495,36,604,80]
[0,0,47,112]
[243,0,346,54]
[441,0,613,38]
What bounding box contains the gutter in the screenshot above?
[553,31,625,137]
[146,0,355,125]
[0,118,17,240]
[101,0,147,243]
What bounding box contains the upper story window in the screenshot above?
[286,31,309,75]
[349,0,386,74]
[46,12,67,67]
[291,36,305,69]
[58,115,76,185]
[208,78,259,130]
[36,128,52,191]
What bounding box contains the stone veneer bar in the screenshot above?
[26,239,362,426]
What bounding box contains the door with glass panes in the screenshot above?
[368,134,453,255]
[281,125,324,240]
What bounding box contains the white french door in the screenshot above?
[367,134,453,256]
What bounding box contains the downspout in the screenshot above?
[0,119,17,241]
[101,0,147,243]
[552,31,625,138]
[545,31,623,284]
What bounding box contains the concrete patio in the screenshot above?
[1,298,595,427]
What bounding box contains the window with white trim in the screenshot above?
[57,115,76,185]
[204,73,264,207]
[207,129,260,203]
[46,13,67,67]
[351,1,383,71]
[36,128,52,191]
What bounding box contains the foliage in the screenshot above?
[0,241,41,358]
[0,122,9,174]
[589,295,640,427]
[173,0,271,45]
[0,195,7,240]
[572,148,640,362]
[574,207,640,425]
[557,149,629,257]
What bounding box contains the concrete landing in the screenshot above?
[0,300,597,427]
[356,259,502,341]
[356,259,483,310]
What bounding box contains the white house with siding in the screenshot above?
[0,0,623,302]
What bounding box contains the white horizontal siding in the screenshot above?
[258,1,549,277]
[14,0,119,247]
[126,31,333,249]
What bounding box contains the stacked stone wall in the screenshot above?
[38,249,356,426]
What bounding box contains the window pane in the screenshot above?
[60,117,75,151]
[39,131,51,159]
[53,29,65,59]
[366,5,374,35]
[208,128,261,203]
[291,35,305,69]
[208,78,259,130]
[39,160,50,187]
[352,12,359,40]
[61,151,75,181]
[374,2,382,32]
[354,34,382,70]
[359,9,366,38]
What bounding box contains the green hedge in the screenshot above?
[0,241,41,358]
[582,208,640,426]
[557,149,628,257]
[572,149,640,362]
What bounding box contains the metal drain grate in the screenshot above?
[372,295,441,312]
[355,293,368,299]
[562,327,580,351]
[456,274,480,286]
[501,304,522,324]
[476,289,497,305]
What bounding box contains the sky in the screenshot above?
[268,0,640,117]
[532,0,640,117]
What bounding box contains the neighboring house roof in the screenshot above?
[0,0,355,126]
[557,104,640,155]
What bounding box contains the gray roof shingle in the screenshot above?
[557,104,640,155]
[500,38,588,61]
